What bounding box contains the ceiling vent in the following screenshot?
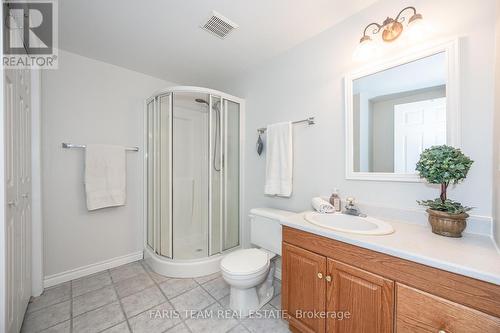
[201,11,239,39]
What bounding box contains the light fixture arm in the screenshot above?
[358,6,422,42]
[394,6,417,23]
[361,22,383,38]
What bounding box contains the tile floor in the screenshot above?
[21,260,289,333]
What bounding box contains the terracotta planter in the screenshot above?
[426,209,469,238]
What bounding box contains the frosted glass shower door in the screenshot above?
[146,94,172,258]
[172,93,209,259]
[223,100,240,250]
[210,97,240,255]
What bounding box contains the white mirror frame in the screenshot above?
[345,38,461,182]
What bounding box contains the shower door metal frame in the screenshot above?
[208,94,225,256]
[143,86,246,263]
[145,93,173,258]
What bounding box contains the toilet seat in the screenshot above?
[221,249,269,276]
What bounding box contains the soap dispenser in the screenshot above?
[329,189,341,212]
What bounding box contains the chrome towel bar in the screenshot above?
[257,116,315,134]
[61,142,139,152]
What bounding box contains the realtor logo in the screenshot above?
[3,0,58,68]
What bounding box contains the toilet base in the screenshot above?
[229,285,274,317]
[227,259,276,317]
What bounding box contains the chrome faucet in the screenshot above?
[343,197,366,217]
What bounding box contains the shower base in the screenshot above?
[144,246,237,278]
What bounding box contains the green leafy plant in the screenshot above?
[416,145,473,214]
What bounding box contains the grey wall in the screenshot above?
[220,0,496,245]
[493,0,500,247]
[42,50,172,277]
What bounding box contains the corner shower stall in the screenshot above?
[144,87,243,277]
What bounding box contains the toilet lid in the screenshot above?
[221,249,269,275]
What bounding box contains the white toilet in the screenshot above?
[220,208,294,316]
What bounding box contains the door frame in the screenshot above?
[0,18,6,330]
[30,69,43,297]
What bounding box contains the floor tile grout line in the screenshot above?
[109,261,147,284]
[138,260,283,333]
[29,273,115,315]
[25,282,72,315]
[139,260,195,333]
[69,285,119,320]
[161,322,189,333]
[180,292,239,333]
[193,272,220,285]
[70,280,73,333]
[31,260,281,333]
[194,280,243,332]
[139,260,174,306]
[109,268,134,333]
[72,273,113,298]
[95,320,129,333]
[22,294,72,331]
[25,296,71,317]
[195,277,243,323]
[34,319,71,333]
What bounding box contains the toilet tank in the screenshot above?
[249,208,296,256]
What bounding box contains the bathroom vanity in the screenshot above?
[281,218,500,333]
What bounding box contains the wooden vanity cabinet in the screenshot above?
[282,243,327,333]
[396,284,500,332]
[282,243,393,333]
[326,259,393,333]
[281,226,500,333]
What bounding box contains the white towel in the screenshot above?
[265,122,293,197]
[311,197,334,214]
[85,144,126,211]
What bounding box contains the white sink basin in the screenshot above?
[304,212,394,235]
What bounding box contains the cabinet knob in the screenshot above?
[438,330,447,333]
[317,273,323,279]
[325,275,332,282]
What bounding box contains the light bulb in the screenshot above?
[353,36,377,61]
[406,13,427,41]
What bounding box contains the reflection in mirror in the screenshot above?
[352,52,446,174]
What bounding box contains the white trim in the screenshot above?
[31,69,43,297]
[274,266,281,280]
[0,14,6,331]
[239,99,246,248]
[150,86,245,105]
[345,38,461,182]
[43,252,143,288]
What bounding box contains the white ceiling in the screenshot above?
[59,0,377,87]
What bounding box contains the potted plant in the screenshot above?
[416,145,474,238]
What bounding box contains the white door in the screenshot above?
[394,98,446,173]
[5,68,32,333]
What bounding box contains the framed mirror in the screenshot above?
[345,39,460,182]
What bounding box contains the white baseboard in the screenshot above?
[274,267,281,280]
[44,251,143,288]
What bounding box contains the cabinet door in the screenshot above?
[282,242,327,333]
[326,259,394,333]
[396,283,500,332]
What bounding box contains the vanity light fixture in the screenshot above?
[354,6,424,60]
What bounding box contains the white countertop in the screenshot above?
[280,211,500,285]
